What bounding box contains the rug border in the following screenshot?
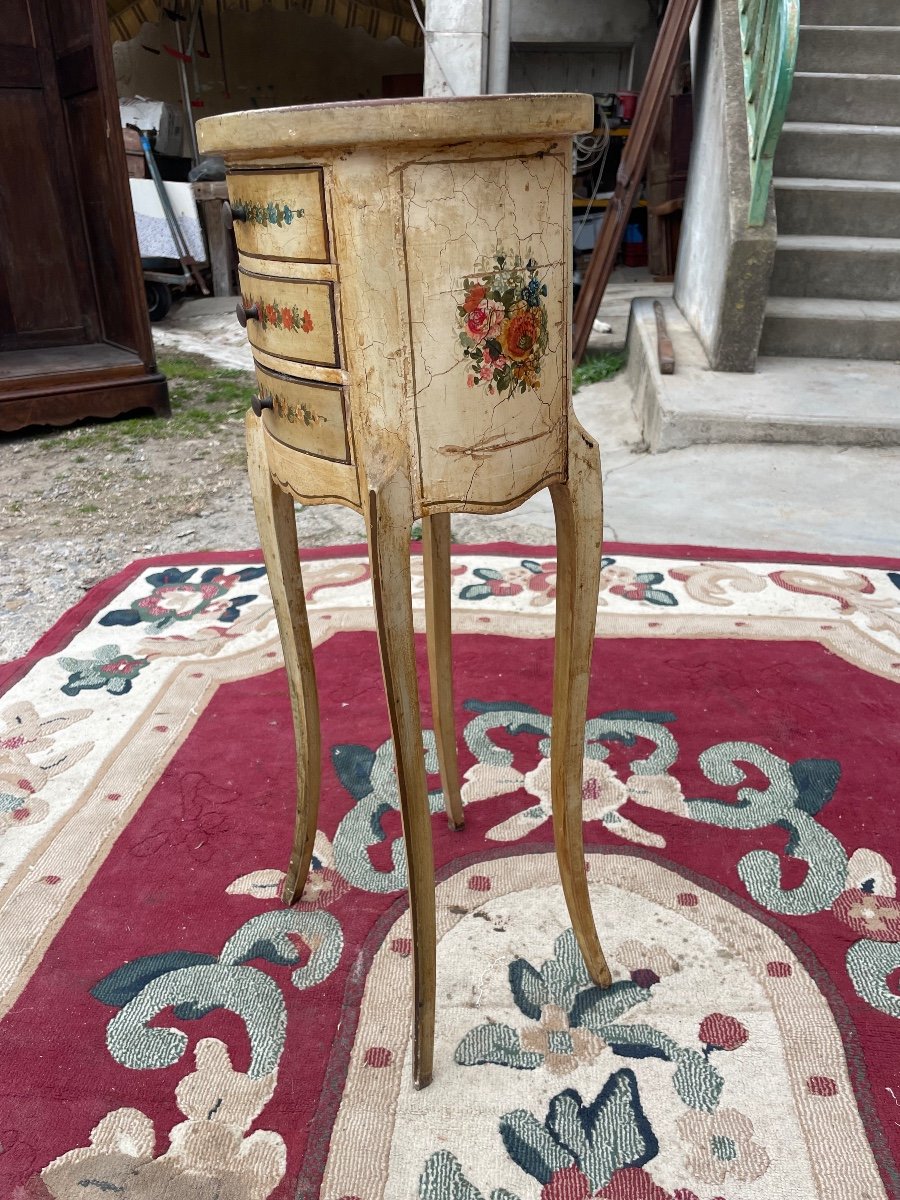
[3,539,897,695]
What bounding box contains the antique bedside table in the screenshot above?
[197,93,612,1088]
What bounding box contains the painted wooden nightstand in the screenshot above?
[197,94,611,1088]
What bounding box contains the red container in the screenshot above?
[618,91,639,122]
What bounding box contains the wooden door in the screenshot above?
[0,0,99,352]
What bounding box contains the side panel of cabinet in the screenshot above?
[401,153,569,509]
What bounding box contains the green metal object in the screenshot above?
[740,0,800,225]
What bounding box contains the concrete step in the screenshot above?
[788,72,900,127]
[774,177,900,238]
[628,298,900,452]
[770,234,900,300]
[797,26,900,74]
[760,296,900,358]
[775,122,900,181]
[801,0,900,25]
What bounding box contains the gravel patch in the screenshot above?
[0,346,569,663]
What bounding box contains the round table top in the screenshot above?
[197,93,594,159]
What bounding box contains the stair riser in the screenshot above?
[770,247,900,300]
[775,128,900,181]
[801,0,900,26]
[797,27,900,74]
[789,74,900,127]
[760,313,900,358]
[775,186,900,237]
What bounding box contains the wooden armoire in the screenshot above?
[0,0,168,431]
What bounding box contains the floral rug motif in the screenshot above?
[0,542,898,1200]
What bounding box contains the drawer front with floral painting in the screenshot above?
[238,269,339,368]
[228,168,330,264]
[255,361,350,464]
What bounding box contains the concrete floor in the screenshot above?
[153,285,899,558]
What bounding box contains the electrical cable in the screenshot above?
[573,105,611,247]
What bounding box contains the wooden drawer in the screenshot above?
[227,167,329,263]
[256,361,351,464]
[239,268,339,368]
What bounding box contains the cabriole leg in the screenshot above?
[368,488,437,1088]
[548,422,613,989]
[422,512,464,830]
[246,414,322,907]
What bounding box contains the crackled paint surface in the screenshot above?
[402,154,569,508]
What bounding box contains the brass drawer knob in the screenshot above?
[236,299,259,327]
[251,393,274,418]
[222,201,247,231]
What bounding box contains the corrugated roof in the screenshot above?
[107,0,423,48]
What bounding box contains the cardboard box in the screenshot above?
[119,97,185,158]
[122,127,147,178]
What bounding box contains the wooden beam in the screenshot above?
[572,0,700,363]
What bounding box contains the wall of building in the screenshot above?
[423,0,489,96]
[509,0,658,91]
[113,8,423,150]
[674,0,775,371]
[422,0,658,98]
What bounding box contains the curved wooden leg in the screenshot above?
[422,513,464,831]
[246,414,321,908]
[549,421,612,989]
[368,488,436,1088]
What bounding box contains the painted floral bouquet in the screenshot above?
[457,252,549,396]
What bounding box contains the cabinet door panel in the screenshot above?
[0,0,97,351]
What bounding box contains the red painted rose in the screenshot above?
[282,307,294,330]
[503,309,543,360]
[463,283,486,313]
[466,308,489,336]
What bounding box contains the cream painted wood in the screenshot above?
[228,167,330,264]
[238,269,339,367]
[246,414,322,908]
[198,94,611,1089]
[401,153,569,508]
[422,513,465,832]
[262,426,361,510]
[550,419,614,990]
[255,363,351,464]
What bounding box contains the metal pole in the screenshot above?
[172,9,200,162]
[138,129,209,294]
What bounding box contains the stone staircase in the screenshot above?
[759,0,900,359]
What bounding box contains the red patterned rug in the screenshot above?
[1,542,899,1200]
